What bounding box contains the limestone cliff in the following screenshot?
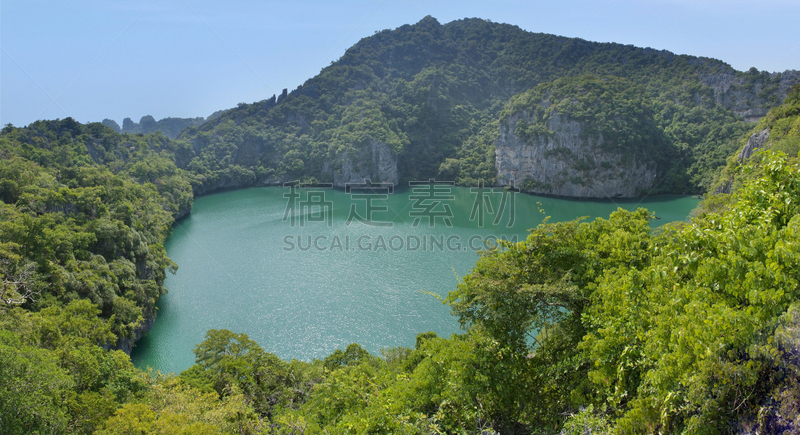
[494,76,665,198]
[700,70,799,122]
[327,140,399,187]
[495,112,656,198]
[175,137,398,196]
[108,316,155,355]
[738,129,770,160]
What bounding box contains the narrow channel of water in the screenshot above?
[132,186,699,374]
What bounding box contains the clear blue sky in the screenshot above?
[2,0,799,128]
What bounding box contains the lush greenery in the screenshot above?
[2,16,800,435]
[0,119,193,337]
[173,16,777,193]
[708,82,800,206]
[0,88,798,433]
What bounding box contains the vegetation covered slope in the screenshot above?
[0,120,208,349]
[174,16,792,194]
[707,82,800,204]
[2,16,800,435]
[1,87,800,434]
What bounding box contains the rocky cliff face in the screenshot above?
[328,140,399,187]
[190,171,258,196]
[700,70,800,122]
[495,113,656,198]
[101,316,156,355]
[178,138,398,197]
[738,128,771,160]
[714,128,773,194]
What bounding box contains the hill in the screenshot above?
[172,16,797,197]
[101,115,211,139]
[2,16,800,434]
[3,87,800,433]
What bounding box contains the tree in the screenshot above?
[0,260,41,307]
[184,329,290,418]
[0,331,74,435]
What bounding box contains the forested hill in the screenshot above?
[3,83,800,434]
[702,78,800,210]
[3,16,800,434]
[174,16,798,195]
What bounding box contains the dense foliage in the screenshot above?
[174,16,777,194]
[0,120,194,338]
[1,17,800,435]
[159,150,800,435]
[0,89,798,433]
[709,83,800,204]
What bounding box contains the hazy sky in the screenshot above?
[2,0,799,128]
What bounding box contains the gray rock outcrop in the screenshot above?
[495,113,656,198]
[700,70,800,122]
[105,316,156,355]
[329,140,399,187]
[714,128,773,194]
[739,128,771,160]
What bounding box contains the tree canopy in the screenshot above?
[0,16,798,435]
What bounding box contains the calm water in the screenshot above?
[131,186,699,374]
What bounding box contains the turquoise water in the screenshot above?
[131,186,699,374]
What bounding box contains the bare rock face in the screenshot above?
[714,128,773,194]
[495,113,656,198]
[330,140,398,187]
[739,129,771,160]
[700,70,800,122]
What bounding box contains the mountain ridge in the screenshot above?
[100,113,221,139]
[168,16,797,197]
[3,16,800,433]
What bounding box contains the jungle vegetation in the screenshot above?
[1,16,800,435]
[174,16,783,193]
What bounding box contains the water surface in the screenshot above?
[132,187,699,373]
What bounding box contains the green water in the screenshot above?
[131,186,699,374]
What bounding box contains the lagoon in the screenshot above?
[131,186,698,374]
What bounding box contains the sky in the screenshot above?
[1,0,799,128]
